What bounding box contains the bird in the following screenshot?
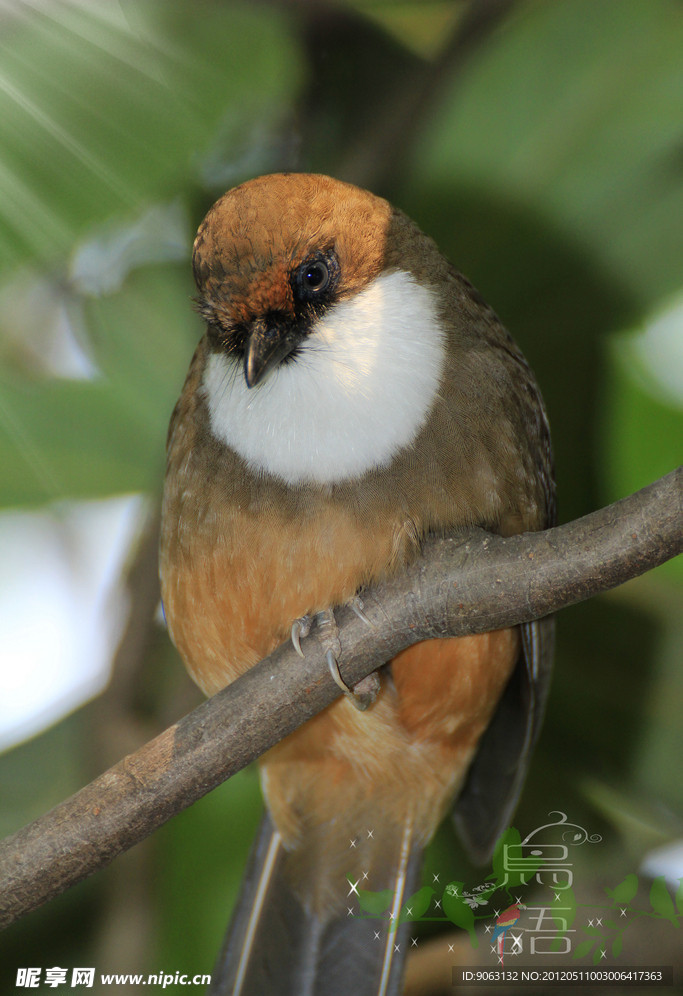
[159,173,555,996]
[491,903,526,966]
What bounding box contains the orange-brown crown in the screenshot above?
[192,173,394,326]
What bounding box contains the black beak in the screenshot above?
[243,316,303,388]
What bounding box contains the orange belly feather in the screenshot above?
[161,485,519,909]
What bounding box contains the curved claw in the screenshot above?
[350,595,371,627]
[291,616,312,658]
[326,650,380,712]
[327,649,353,695]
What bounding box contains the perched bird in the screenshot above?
[159,173,555,995]
[491,903,526,966]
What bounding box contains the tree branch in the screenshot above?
[0,468,680,930]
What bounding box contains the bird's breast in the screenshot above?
[160,479,414,696]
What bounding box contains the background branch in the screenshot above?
[0,468,680,931]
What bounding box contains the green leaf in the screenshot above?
[0,265,192,507]
[573,938,595,960]
[0,2,302,270]
[0,375,160,505]
[612,935,623,958]
[593,945,607,966]
[601,328,683,585]
[649,876,678,923]
[414,0,683,307]
[488,827,524,888]
[552,885,577,930]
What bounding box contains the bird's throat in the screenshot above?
[202,270,446,485]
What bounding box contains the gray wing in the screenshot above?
[452,614,555,863]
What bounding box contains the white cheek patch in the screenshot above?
[202,270,446,485]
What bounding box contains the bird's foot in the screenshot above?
[290,603,378,711]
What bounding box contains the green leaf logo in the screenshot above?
[399,886,434,922]
[442,887,478,946]
[606,873,638,904]
[675,877,683,916]
[357,888,394,915]
[649,876,678,924]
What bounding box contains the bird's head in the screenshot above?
[192,173,448,486]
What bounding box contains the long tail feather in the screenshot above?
[453,617,555,861]
[209,814,421,996]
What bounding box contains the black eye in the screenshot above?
[301,260,329,293]
[294,252,339,302]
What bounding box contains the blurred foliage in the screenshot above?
[0,0,680,992]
